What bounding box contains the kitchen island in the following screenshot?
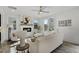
[29,31,64,53]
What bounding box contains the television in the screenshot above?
[23,27,31,32]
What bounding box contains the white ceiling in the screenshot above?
[0,6,78,19]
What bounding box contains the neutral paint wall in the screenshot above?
[53,7,79,44]
[0,7,8,43]
[1,7,79,44]
[0,7,21,43]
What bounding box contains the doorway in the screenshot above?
[0,14,1,43]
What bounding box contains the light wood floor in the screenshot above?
[1,41,79,53]
[52,41,79,53]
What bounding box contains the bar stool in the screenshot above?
[16,43,30,53]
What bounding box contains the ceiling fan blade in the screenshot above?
[32,10,40,12]
[41,11,49,13]
[40,6,46,10]
[32,6,49,14]
[8,6,17,10]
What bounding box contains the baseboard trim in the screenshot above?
[64,41,79,46]
[50,43,63,53]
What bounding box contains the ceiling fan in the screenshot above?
[33,6,49,14]
[8,6,17,12]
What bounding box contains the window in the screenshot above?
[44,20,48,31]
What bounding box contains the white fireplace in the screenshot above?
[20,25,34,38]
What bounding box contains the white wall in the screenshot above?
[0,7,21,43]
[1,6,79,44]
[53,7,79,44]
[0,7,8,43]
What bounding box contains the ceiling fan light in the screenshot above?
[40,12,43,14]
